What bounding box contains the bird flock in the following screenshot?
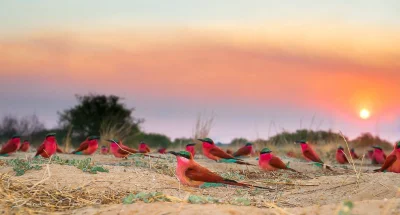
[1,134,399,189]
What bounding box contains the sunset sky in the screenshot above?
[1,1,400,142]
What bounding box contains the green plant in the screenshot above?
[338,201,354,215]
[122,192,172,204]
[188,195,219,204]
[7,159,42,176]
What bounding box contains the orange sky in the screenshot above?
[1,25,400,141]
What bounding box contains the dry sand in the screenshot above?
[0,152,399,214]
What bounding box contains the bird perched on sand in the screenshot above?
[350,148,359,159]
[185,143,196,157]
[107,139,137,158]
[35,133,57,158]
[72,136,100,155]
[169,151,270,189]
[336,146,349,164]
[19,140,30,152]
[371,146,387,164]
[259,148,297,172]
[0,135,21,156]
[374,142,400,173]
[100,145,109,154]
[297,140,333,170]
[158,148,167,154]
[198,138,254,165]
[232,143,253,157]
[138,142,151,153]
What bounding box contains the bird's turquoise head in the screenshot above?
[106,139,119,144]
[11,135,21,139]
[89,136,100,141]
[197,138,214,144]
[45,133,56,138]
[295,140,307,145]
[396,141,400,149]
[350,148,355,152]
[260,148,272,154]
[372,145,382,150]
[338,146,344,150]
[245,142,253,147]
[186,143,196,147]
[169,151,192,159]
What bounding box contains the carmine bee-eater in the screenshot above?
[232,143,253,157]
[374,142,400,173]
[0,135,21,156]
[259,148,297,172]
[138,142,151,153]
[198,138,254,165]
[35,133,57,158]
[169,151,270,189]
[350,148,359,159]
[297,140,333,171]
[19,140,30,152]
[185,143,196,157]
[100,145,109,154]
[107,139,137,158]
[336,146,349,164]
[72,136,100,155]
[158,148,167,154]
[371,146,387,164]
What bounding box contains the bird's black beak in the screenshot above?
[197,138,205,142]
[168,151,178,156]
[106,139,115,143]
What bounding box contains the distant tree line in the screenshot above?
[0,94,396,150]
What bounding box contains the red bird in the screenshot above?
[19,140,30,152]
[158,148,167,154]
[198,138,254,165]
[297,140,332,170]
[232,143,253,157]
[72,136,99,155]
[169,151,270,189]
[35,133,57,158]
[374,142,400,173]
[259,148,297,172]
[371,146,387,164]
[100,145,109,154]
[336,146,349,164]
[185,143,196,157]
[107,139,137,158]
[0,135,21,156]
[350,148,359,159]
[138,142,151,153]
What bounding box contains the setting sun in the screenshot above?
[359,109,370,119]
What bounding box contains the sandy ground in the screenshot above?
[0,151,399,214]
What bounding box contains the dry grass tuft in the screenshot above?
[0,173,131,214]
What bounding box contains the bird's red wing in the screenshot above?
[209,147,235,159]
[74,141,89,153]
[233,147,251,157]
[342,153,349,163]
[35,143,45,156]
[56,144,64,153]
[121,145,137,153]
[117,147,130,155]
[269,156,288,169]
[383,153,387,159]
[379,154,396,171]
[185,164,224,183]
[0,142,15,154]
[303,149,323,163]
